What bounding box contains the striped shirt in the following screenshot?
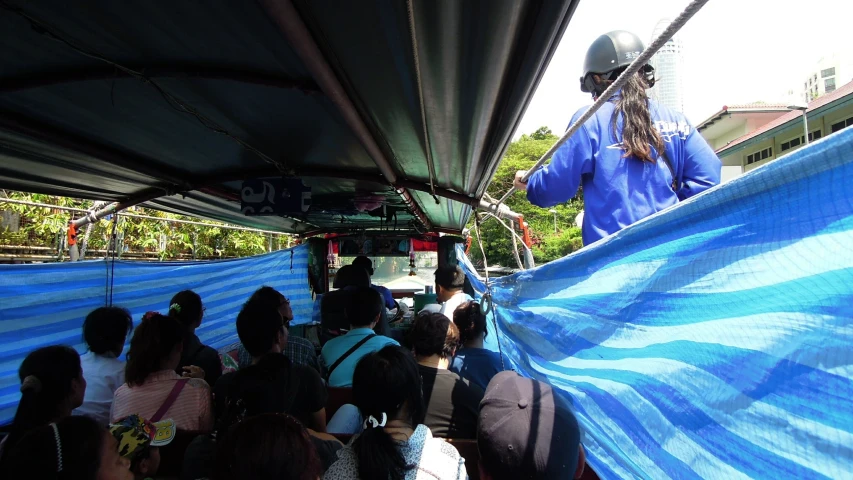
[111,370,213,432]
[237,335,319,372]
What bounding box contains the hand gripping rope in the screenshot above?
[492,0,711,208]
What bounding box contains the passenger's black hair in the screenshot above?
[82,306,132,356]
[346,286,383,328]
[236,301,284,358]
[434,265,466,291]
[0,416,107,480]
[352,345,425,480]
[247,286,286,312]
[410,311,460,359]
[214,413,321,480]
[125,313,184,387]
[1,346,83,463]
[168,290,203,328]
[453,301,488,345]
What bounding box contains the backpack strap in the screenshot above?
[326,334,375,381]
[151,378,189,422]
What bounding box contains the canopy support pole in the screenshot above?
[259,0,433,232]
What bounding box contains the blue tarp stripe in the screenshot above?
[0,245,312,425]
[463,129,853,479]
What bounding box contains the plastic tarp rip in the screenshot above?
[460,129,853,479]
[0,245,311,425]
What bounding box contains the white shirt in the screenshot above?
[324,424,467,480]
[439,292,473,321]
[73,351,125,426]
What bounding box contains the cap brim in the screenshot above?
[150,419,176,446]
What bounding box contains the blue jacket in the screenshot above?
[526,98,721,245]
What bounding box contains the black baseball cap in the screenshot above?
[478,371,582,479]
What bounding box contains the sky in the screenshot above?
[515,0,853,138]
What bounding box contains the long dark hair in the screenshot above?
[169,290,203,329]
[352,345,425,480]
[1,345,82,462]
[453,301,488,345]
[607,69,663,163]
[0,415,107,480]
[125,313,184,386]
[214,414,321,480]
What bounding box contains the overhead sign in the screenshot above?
[241,179,311,216]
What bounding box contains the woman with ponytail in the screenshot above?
[514,30,720,246]
[324,345,466,480]
[1,415,132,480]
[450,301,506,391]
[111,313,213,432]
[169,290,222,387]
[0,346,85,461]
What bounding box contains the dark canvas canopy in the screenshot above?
[0,0,579,235]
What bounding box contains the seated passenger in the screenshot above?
[420,265,472,320]
[74,306,133,426]
[450,301,506,391]
[112,313,213,432]
[351,256,396,310]
[236,286,320,373]
[0,415,132,480]
[169,290,223,387]
[110,414,175,480]
[214,414,322,480]
[0,345,86,462]
[320,287,399,387]
[214,302,327,432]
[478,371,586,480]
[411,312,484,439]
[324,345,466,480]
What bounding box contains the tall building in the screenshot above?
[799,52,853,103]
[648,19,685,113]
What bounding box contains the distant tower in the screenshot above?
[648,19,685,113]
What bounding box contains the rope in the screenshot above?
[473,214,505,371]
[406,0,440,202]
[480,212,529,270]
[493,0,711,207]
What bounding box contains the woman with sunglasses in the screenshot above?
[450,301,507,391]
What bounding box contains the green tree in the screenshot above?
[0,191,286,260]
[468,127,584,267]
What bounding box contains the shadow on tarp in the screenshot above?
[458,129,853,479]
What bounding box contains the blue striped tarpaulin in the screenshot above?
[461,129,853,479]
[0,245,311,425]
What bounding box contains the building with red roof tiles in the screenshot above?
[697,79,853,181]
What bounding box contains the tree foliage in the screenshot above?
[0,191,286,260]
[468,127,584,267]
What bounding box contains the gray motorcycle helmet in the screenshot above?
[580,30,650,95]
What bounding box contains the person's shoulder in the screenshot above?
[186,378,211,391]
[292,362,323,382]
[374,334,399,346]
[290,335,314,348]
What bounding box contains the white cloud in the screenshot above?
[515,0,853,138]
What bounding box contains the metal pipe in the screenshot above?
[258,0,433,231]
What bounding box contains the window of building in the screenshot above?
[831,117,853,133]
[781,131,822,152]
[821,67,836,78]
[747,147,772,165]
[825,77,836,92]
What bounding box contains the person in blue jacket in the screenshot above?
[514,30,721,246]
